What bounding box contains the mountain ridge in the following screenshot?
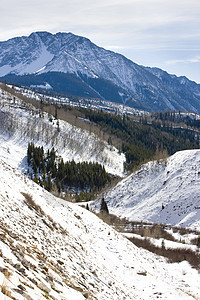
[1,31,200,112]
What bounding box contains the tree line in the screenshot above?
[82,109,200,170]
[27,142,111,201]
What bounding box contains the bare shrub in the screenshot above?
[22,192,44,216]
[191,236,200,247]
[107,215,176,242]
[21,193,68,234]
[1,283,11,297]
[1,274,12,298]
[2,268,12,279]
[172,226,198,236]
[128,236,200,270]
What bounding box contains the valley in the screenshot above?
[1,73,200,299]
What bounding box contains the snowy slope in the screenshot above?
[94,150,200,230]
[0,159,200,299]
[0,86,125,176]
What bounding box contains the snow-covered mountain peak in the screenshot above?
[0,31,104,80]
[28,31,53,40]
[1,31,200,113]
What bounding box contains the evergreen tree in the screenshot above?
[27,143,111,198]
[100,198,109,214]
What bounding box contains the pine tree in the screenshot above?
[47,174,52,192]
[100,198,109,214]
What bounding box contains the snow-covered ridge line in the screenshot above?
[12,84,147,117]
[1,31,200,113]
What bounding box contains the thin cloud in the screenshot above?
[0,0,199,82]
[166,56,200,65]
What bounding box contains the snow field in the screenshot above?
[95,150,200,230]
[0,159,200,299]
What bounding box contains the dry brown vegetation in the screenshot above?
[22,192,44,215]
[1,283,12,298]
[21,192,60,232]
[128,235,200,270]
[0,267,14,299]
[96,212,200,270]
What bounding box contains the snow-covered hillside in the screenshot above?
[1,159,200,299]
[94,150,200,230]
[0,86,125,176]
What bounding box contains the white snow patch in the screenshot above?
[18,42,54,75]
[92,150,200,230]
[30,82,52,90]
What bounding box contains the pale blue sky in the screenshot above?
[1,0,200,83]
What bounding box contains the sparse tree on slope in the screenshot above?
[100,197,109,214]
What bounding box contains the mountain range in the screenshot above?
[1,31,200,113]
